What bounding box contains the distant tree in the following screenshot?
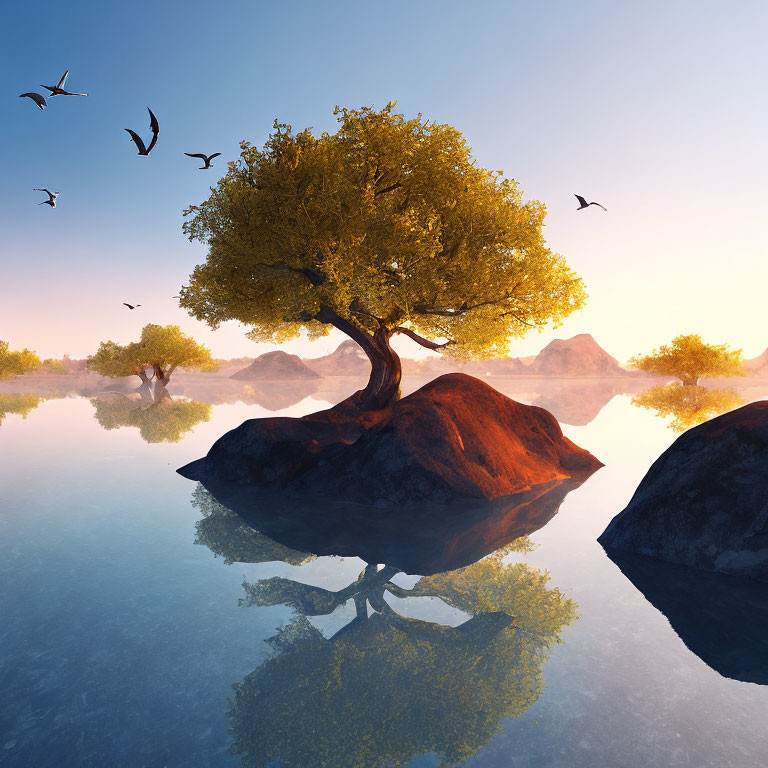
[88,325,217,402]
[39,358,67,375]
[0,341,41,380]
[91,397,212,443]
[629,334,744,386]
[180,103,587,410]
[632,383,745,432]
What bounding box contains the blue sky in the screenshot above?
[2,0,768,361]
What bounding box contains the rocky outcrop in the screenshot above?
[230,351,321,381]
[303,341,370,376]
[599,401,768,582]
[526,334,627,377]
[179,373,602,509]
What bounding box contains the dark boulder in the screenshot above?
[180,373,601,508]
[599,401,768,582]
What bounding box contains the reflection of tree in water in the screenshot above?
[231,550,576,768]
[191,485,315,566]
[0,393,42,425]
[90,396,211,443]
[632,383,744,432]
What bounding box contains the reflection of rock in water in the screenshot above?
[239,381,320,410]
[191,485,315,565]
[192,477,586,575]
[230,552,577,768]
[90,396,212,443]
[632,383,744,432]
[605,550,768,685]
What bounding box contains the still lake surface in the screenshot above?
[2,377,767,767]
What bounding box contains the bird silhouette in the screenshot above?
[125,108,159,156]
[20,92,47,110]
[123,303,142,310]
[34,189,58,208]
[184,152,221,169]
[575,194,607,211]
[41,70,88,97]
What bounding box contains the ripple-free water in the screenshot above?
[1,385,767,767]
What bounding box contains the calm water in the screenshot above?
[1,379,768,767]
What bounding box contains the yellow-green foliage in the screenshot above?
[0,341,41,380]
[88,325,217,379]
[629,334,744,385]
[230,551,577,767]
[90,397,212,443]
[181,104,586,358]
[633,383,745,432]
[40,358,67,374]
[0,393,42,425]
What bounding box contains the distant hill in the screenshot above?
[304,341,370,376]
[745,348,768,377]
[231,351,321,381]
[526,334,629,377]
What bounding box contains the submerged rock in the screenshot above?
[599,401,768,582]
[179,373,601,508]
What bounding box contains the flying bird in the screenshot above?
[125,108,159,156]
[41,70,88,97]
[184,152,221,169]
[575,194,607,211]
[19,92,47,110]
[123,303,142,310]
[34,188,58,208]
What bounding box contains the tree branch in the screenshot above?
[254,262,326,287]
[392,326,455,350]
[374,182,402,197]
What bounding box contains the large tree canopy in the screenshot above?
[180,103,586,408]
[629,334,744,386]
[88,324,216,401]
[0,340,41,380]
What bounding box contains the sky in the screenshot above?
[2,0,768,364]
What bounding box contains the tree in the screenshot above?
[90,396,212,443]
[0,341,41,380]
[180,103,587,410]
[88,325,217,402]
[629,334,744,386]
[632,383,745,432]
[38,358,67,374]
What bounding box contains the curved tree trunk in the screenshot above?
[152,365,173,403]
[136,370,153,402]
[355,327,402,411]
[312,306,402,411]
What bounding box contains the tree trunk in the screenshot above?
[355,327,402,410]
[312,307,402,411]
[152,365,173,403]
[136,370,153,402]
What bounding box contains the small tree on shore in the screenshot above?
[0,341,41,380]
[180,103,586,410]
[629,334,744,386]
[88,325,217,401]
